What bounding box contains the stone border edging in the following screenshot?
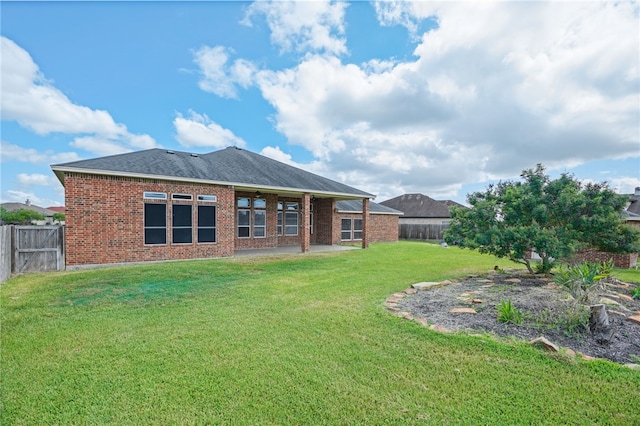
[384,276,640,371]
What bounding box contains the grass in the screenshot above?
[2,241,639,424]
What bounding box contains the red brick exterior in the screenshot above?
[63,173,398,267]
[64,173,235,266]
[572,248,638,269]
[336,213,399,244]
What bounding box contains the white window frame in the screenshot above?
[172,193,193,201]
[253,198,266,238]
[144,191,167,200]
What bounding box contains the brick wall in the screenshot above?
[573,248,638,269]
[336,213,399,243]
[64,173,235,266]
[64,173,395,266]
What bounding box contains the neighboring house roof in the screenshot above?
[439,199,467,209]
[51,147,374,199]
[1,202,57,217]
[625,188,640,216]
[336,200,403,216]
[46,206,65,213]
[379,193,453,218]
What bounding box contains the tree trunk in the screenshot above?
[589,304,610,334]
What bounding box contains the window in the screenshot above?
[283,202,299,236]
[198,205,216,243]
[353,219,363,240]
[341,218,362,241]
[172,204,192,243]
[277,202,283,236]
[341,218,352,241]
[144,192,167,200]
[172,193,193,201]
[253,198,266,238]
[238,210,250,238]
[144,203,166,244]
[237,197,250,238]
[197,195,217,202]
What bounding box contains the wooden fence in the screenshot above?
[0,225,65,282]
[399,223,448,241]
[0,226,11,283]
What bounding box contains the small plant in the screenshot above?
[555,261,611,304]
[497,299,523,324]
[631,285,640,300]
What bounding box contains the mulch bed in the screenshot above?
[391,271,640,365]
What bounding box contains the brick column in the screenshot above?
[362,198,370,249]
[301,193,311,253]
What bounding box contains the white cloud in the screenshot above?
[240,1,639,198]
[609,177,640,195]
[174,110,246,149]
[260,145,325,175]
[242,0,348,55]
[2,189,61,207]
[16,173,55,187]
[0,36,159,156]
[0,141,81,164]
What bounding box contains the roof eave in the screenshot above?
[50,166,376,200]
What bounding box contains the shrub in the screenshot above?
[631,285,640,300]
[555,261,611,304]
[497,299,523,324]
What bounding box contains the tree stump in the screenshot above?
[589,304,611,343]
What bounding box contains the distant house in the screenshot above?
[379,193,466,241]
[51,146,399,268]
[379,193,462,225]
[624,187,640,229]
[1,200,58,225]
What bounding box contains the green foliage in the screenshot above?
[555,261,611,304]
[0,207,45,224]
[52,212,65,222]
[444,164,640,274]
[496,299,523,324]
[631,285,640,300]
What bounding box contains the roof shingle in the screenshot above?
[52,147,374,199]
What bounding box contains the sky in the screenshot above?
[1,0,639,208]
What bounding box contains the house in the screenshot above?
[51,146,400,267]
[378,193,467,241]
[1,200,58,225]
[379,193,460,226]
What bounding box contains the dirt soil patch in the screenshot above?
[396,271,640,364]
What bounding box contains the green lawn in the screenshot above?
[2,241,639,424]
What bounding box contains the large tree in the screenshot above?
[444,165,640,274]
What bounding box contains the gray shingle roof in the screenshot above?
[52,147,374,198]
[379,193,455,218]
[336,200,403,215]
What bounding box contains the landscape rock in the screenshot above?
[403,288,417,295]
[504,278,521,283]
[598,297,620,306]
[449,307,476,314]
[628,315,640,325]
[615,293,634,302]
[624,363,640,371]
[530,337,559,352]
[429,324,452,333]
[412,282,445,291]
[414,318,429,327]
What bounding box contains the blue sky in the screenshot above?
[1,1,639,208]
